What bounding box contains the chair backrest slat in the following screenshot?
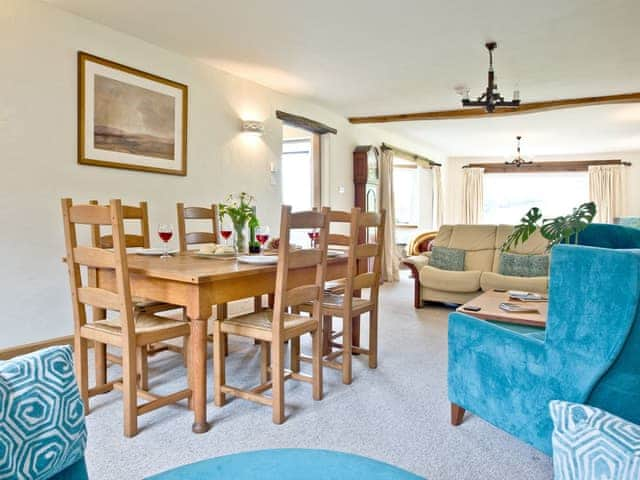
[289,211,326,229]
[77,287,122,311]
[73,246,116,269]
[352,271,377,290]
[272,206,329,330]
[285,285,321,306]
[354,243,378,259]
[177,203,219,252]
[185,231,217,246]
[287,249,323,270]
[69,205,111,225]
[62,198,135,336]
[328,233,350,246]
[90,200,150,249]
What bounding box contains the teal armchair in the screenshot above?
[0,346,88,479]
[448,224,640,455]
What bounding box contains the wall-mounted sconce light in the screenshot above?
[241,120,265,137]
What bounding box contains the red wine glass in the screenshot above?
[256,226,270,254]
[220,219,233,246]
[157,224,173,259]
[307,229,319,248]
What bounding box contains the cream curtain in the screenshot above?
[432,165,444,229]
[589,165,627,223]
[380,148,399,282]
[462,167,484,224]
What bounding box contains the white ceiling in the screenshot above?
[46,0,640,156]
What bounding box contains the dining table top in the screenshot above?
[123,251,347,284]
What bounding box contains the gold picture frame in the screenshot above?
[78,51,188,176]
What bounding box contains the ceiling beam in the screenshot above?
[348,92,640,124]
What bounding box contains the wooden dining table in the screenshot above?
[94,251,348,433]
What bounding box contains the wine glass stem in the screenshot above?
[163,241,168,258]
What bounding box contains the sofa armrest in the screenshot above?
[402,256,430,308]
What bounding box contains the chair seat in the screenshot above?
[298,294,373,316]
[132,296,180,312]
[221,310,317,341]
[81,312,190,346]
[324,279,346,294]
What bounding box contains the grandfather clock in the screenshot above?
[353,144,380,223]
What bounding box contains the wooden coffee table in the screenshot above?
[456,290,547,327]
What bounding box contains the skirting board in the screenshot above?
[0,335,75,361]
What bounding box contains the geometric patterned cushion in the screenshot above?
[429,246,465,271]
[0,346,87,480]
[550,400,640,480]
[499,252,549,277]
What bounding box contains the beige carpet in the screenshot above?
[85,272,553,479]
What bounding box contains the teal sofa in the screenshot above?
[0,346,88,479]
[448,223,640,455]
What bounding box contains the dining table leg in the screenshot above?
[189,312,210,434]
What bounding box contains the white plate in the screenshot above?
[237,255,279,265]
[328,249,345,257]
[134,248,179,256]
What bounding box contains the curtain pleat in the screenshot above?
[462,167,484,224]
[589,165,627,223]
[432,165,444,228]
[380,148,399,282]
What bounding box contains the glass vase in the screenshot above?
[233,219,248,253]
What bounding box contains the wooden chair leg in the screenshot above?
[182,335,189,367]
[74,336,89,414]
[341,314,353,385]
[271,339,285,424]
[217,303,229,357]
[322,315,332,356]
[122,345,138,437]
[368,308,378,369]
[311,330,323,401]
[451,403,465,426]
[94,341,107,389]
[290,337,300,373]
[254,295,262,312]
[260,341,271,383]
[137,346,149,391]
[213,320,226,407]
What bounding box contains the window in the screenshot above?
[281,125,320,246]
[483,171,589,224]
[281,138,313,212]
[393,156,433,245]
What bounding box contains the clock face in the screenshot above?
[367,151,379,180]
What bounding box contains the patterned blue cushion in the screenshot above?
[429,246,465,271]
[0,346,87,480]
[499,252,549,277]
[550,400,640,480]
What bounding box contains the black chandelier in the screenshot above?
[462,42,520,113]
[505,136,532,167]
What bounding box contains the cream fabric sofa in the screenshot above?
[404,224,549,306]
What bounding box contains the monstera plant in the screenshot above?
[502,202,597,252]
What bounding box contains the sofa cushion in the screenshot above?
[492,225,550,271]
[0,346,87,480]
[499,253,550,277]
[420,265,481,293]
[448,225,497,251]
[429,247,465,271]
[549,400,640,480]
[480,271,548,293]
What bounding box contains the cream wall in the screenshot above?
[443,151,640,224]
[0,0,444,348]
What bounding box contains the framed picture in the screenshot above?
[78,51,188,176]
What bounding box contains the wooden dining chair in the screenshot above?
[213,205,329,424]
[62,198,191,437]
[89,200,187,374]
[177,202,262,354]
[296,208,386,385]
